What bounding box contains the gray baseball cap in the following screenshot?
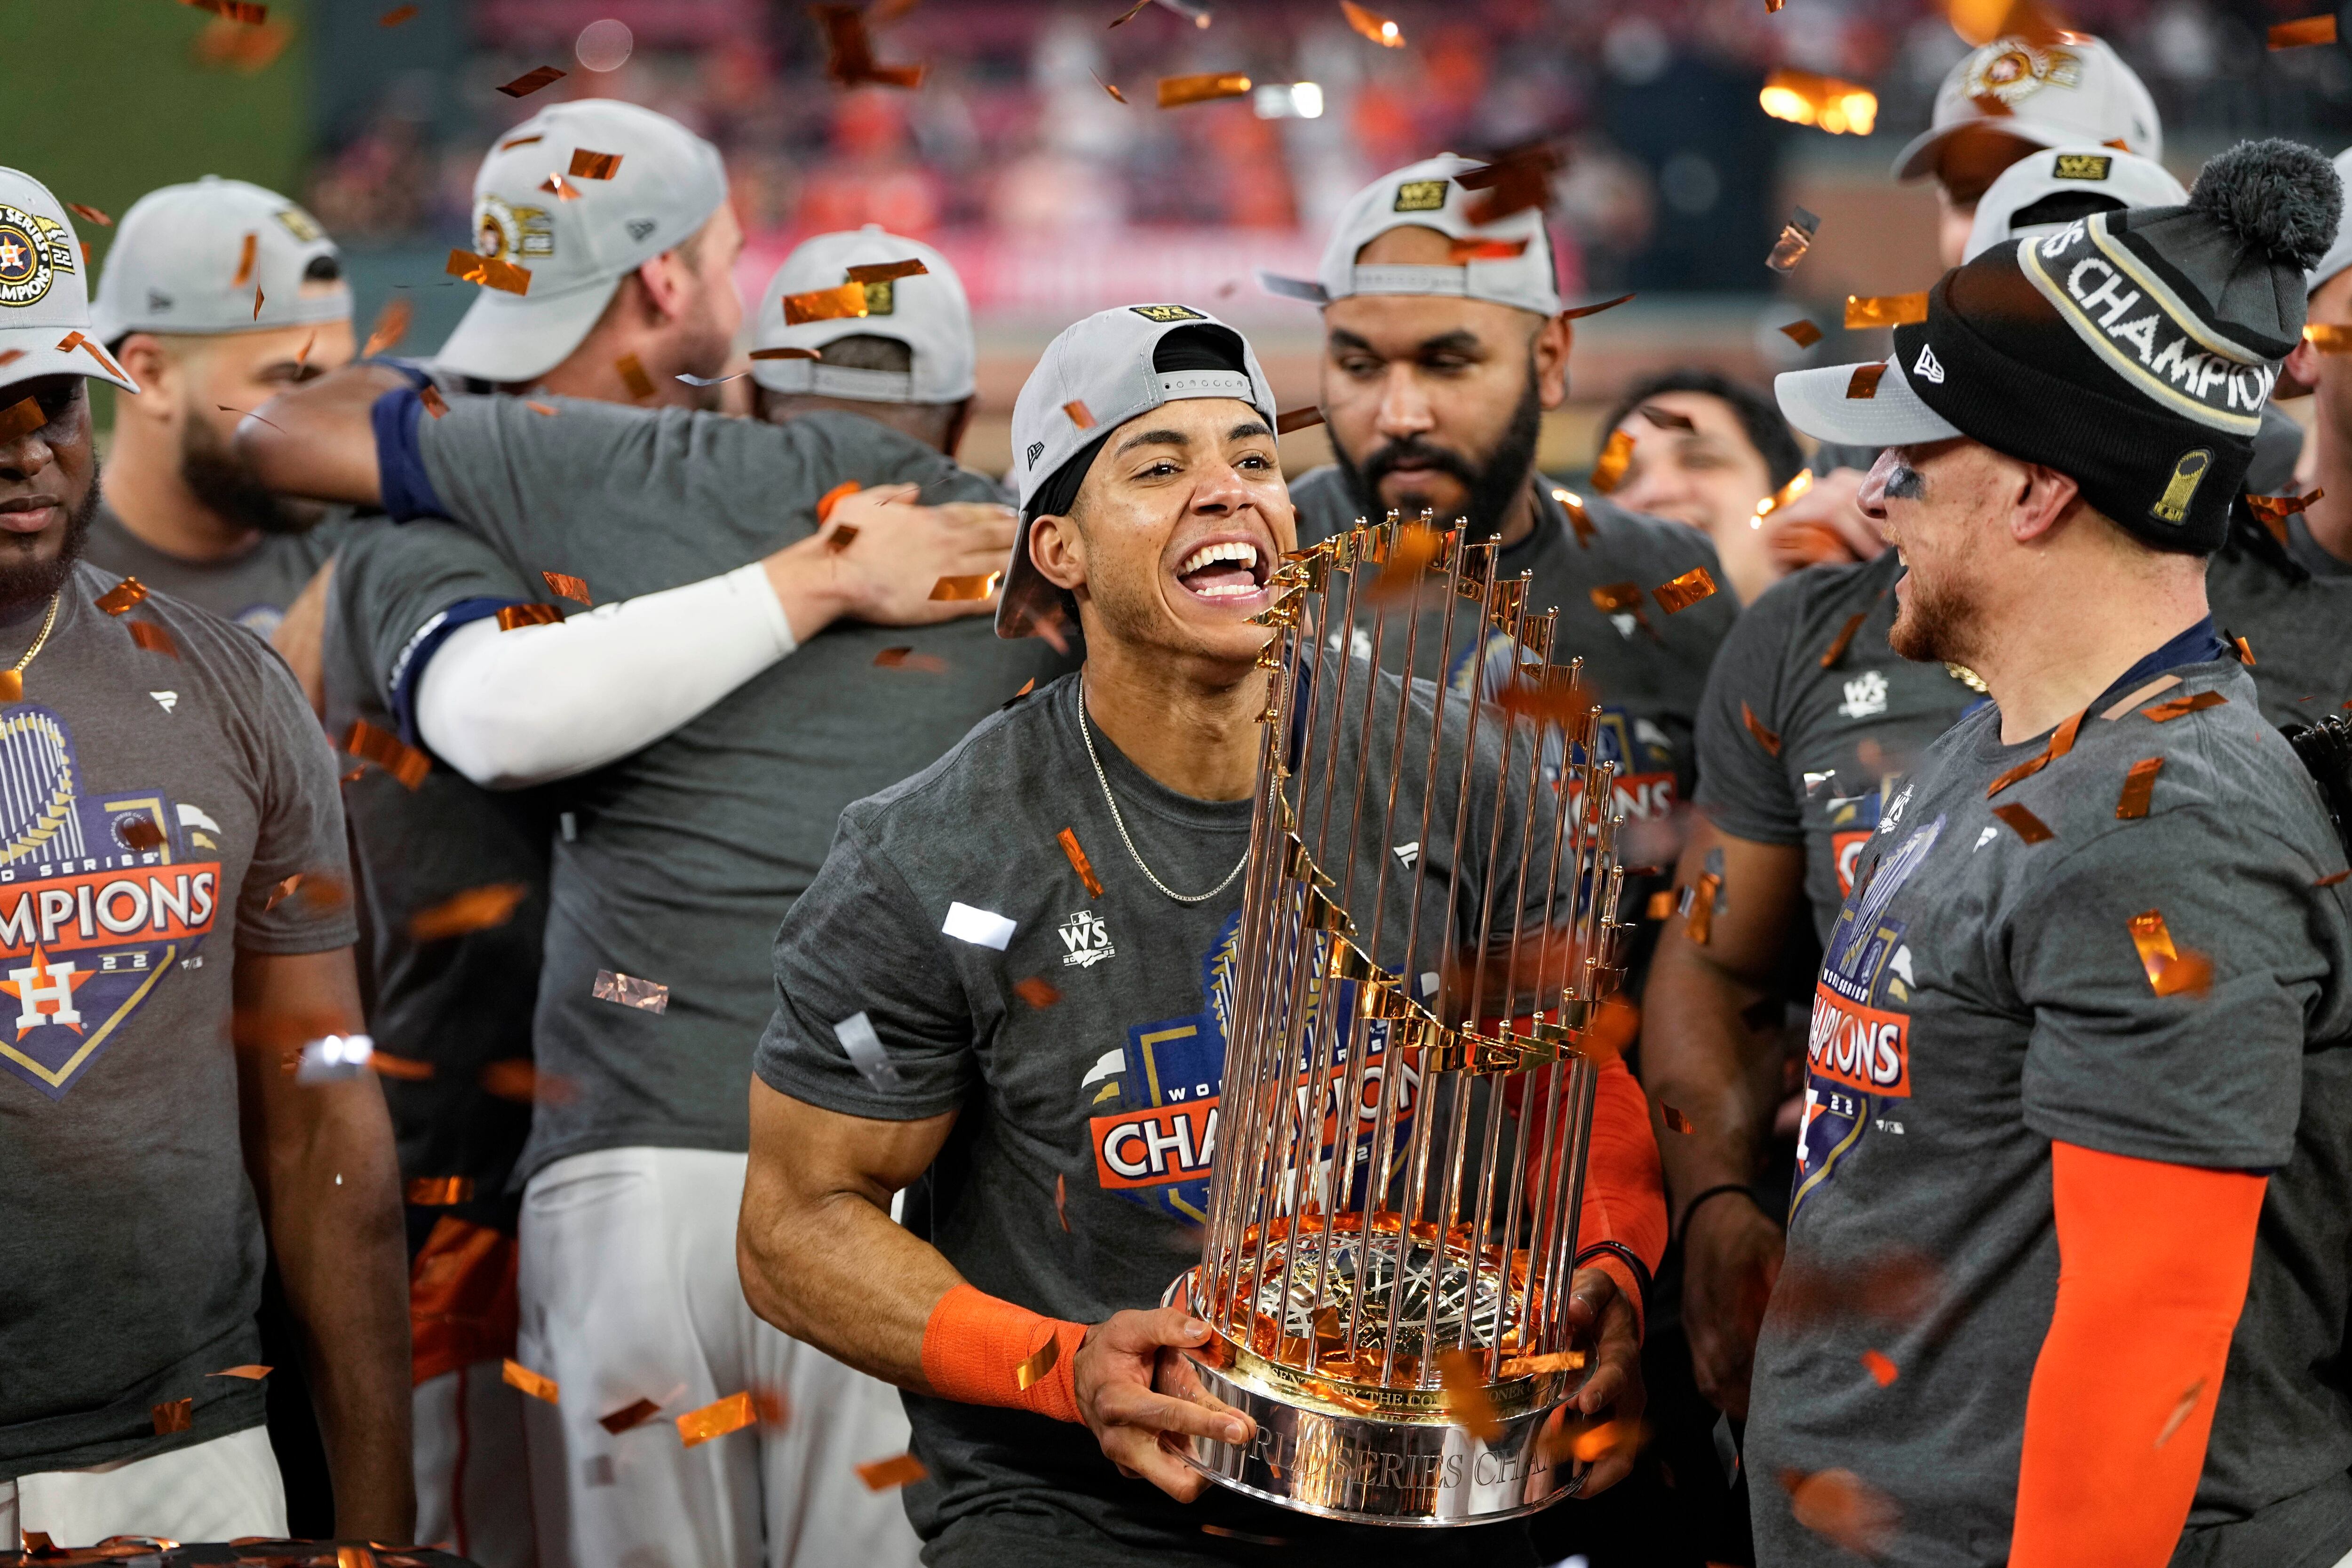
[1259,152,1561,317]
[999,302,1276,639]
[92,176,349,343]
[751,226,975,403]
[1892,33,2160,183]
[1962,144,2186,261]
[437,100,728,383]
[0,166,138,394]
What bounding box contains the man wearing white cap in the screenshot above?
[740,301,1657,1566]
[0,170,410,1549]
[83,177,356,639]
[752,225,978,460]
[239,111,1060,1563]
[1641,140,2198,1445]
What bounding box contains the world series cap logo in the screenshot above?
[474,195,554,264]
[0,205,77,310]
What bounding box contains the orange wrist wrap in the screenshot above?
[919,1283,1087,1425]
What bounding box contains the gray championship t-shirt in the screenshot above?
[755,668,1565,1564]
[1746,659,2352,1567]
[1694,549,1983,941]
[2205,525,2352,730]
[398,397,1075,1180]
[322,521,549,1223]
[1290,467,1736,977]
[0,562,358,1477]
[85,504,354,641]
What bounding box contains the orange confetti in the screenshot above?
[1860,1348,1898,1386]
[1986,708,2082,797]
[526,400,559,416]
[1057,827,1104,897]
[1093,72,1128,102]
[503,1358,560,1403]
[2115,757,2162,820]
[2318,870,2350,887]
[817,480,861,523]
[496,603,563,631]
[2245,489,2320,548]
[1846,364,1888,399]
[119,818,166,851]
[419,385,449,420]
[1844,292,1929,330]
[1742,701,1781,756]
[1780,319,1824,348]
[1014,1334,1062,1392]
[1340,0,1404,45]
[544,570,592,605]
[208,1364,272,1379]
[826,524,859,553]
[1014,976,1060,1009]
[1157,72,1253,107]
[1819,611,1866,669]
[1589,582,1642,616]
[497,65,567,97]
[1781,1468,1900,1556]
[1276,405,1325,434]
[810,3,927,88]
[371,1049,433,1080]
[1990,803,2053,844]
[929,572,1001,601]
[594,1396,661,1432]
[1760,69,1879,135]
[410,882,531,942]
[363,296,412,358]
[2270,14,2335,46]
[66,202,112,228]
[845,258,930,285]
[152,1397,194,1434]
[1365,523,1444,602]
[253,285,265,321]
[1645,889,1676,920]
[379,3,419,22]
[1686,870,1721,945]
[1447,237,1528,263]
[344,718,432,789]
[480,1059,577,1104]
[231,231,258,287]
[1062,399,1097,429]
[2155,1378,2206,1446]
[569,148,624,180]
[0,397,41,445]
[2142,689,2227,723]
[1589,428,1633,494]
[1499,1349,1586,1376]
[447,248,533,296]
[1437,1348,1502,1441]
[183,0,269,22]
[1561,292,1637,320]
[875,647,948,673]
[1454,140,1565,224]
[785,281,870,325]
[406,1176,475,1205]
[677,1391,757,1447]
[857,1452,928,1490]
[95,577,149,616]
[128,621,180,659]
[1054,1170,1071,1230]
[1652,567,1718,614]
[2128,910,2213,998]
[749,346,823,361]
[616,354,655,401]
[1661,1104,1694,1134]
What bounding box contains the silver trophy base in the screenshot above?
[1172,1333,1586,1527]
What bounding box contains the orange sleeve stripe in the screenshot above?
[918,1283,1087,1425]
[2010,1143,2266,1568]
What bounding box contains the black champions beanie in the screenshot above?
[1889,137,2341,554]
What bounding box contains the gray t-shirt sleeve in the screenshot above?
[2012,808,2322,1170]
[235,651,363,955]
[754,814,977,1122]
[1692,569,1807,846]
[335,522,538,709]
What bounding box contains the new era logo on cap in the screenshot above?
[1130,304,1206,323]
[2053,153,2113,181]
[1026,441,1045,467]
[1913,343,1946,383]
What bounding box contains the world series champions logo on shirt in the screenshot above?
[0,708,222,1101]
[1791,813,1940,1218]
[1085,910,1422,1223]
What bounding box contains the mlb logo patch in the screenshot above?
[2052,153,2112,181]
[1392,179,1449,212]
[1129,304,1206,323]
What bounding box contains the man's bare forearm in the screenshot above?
[1637,824,1808,1216]
[737,1078,964,1391]
[239,363,413,506]
[236,951,413,1540]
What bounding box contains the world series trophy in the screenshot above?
[1169,513,1628,1525]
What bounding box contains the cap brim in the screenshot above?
[0,332,140,396]
[1775,359,1963,447]
[432,278,620,385]
[1891,118,2067,181]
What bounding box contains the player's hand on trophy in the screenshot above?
[1562,1264,1647,1497]
[1680,1190,1782,1420]
[1073,1306,1255,1501]
[769,482,1020,627]
[1757,465,1882,573]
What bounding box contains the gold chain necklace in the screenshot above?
[0,592,64,705]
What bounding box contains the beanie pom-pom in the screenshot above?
[2189,138,2343,273]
